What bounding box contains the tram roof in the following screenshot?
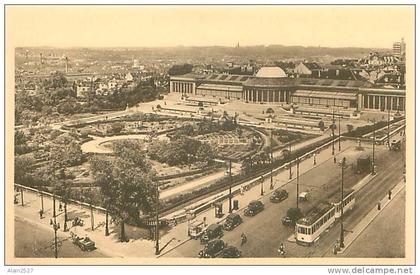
[327,189,354,204]
[297,201,334,226]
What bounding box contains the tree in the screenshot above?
[346,124,354,133]
[167,63,193,76]
[287,207,303,224]
[51,141,84,167]
[241,157,254,174]
[90,145,157,242]
[110,122,124,135]
[196,142,216,165]
[14,155,35,186]
[54,181,72,232]
[81,186,95,231]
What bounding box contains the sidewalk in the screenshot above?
[337,180,405,254]
[14,139,359,258]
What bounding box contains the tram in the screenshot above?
[295,189,355,246]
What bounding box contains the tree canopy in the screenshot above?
[90,140,157,241]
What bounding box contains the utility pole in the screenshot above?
[332,109,335,156]
[338,116,341,151]
[372,119,376,175]
[289,144,292,180]
[40,191,44,212]
[50,195,59,259]
[270,130,274,190]
[287,124,292,180]
[387,109,391,148]
[20,188,24,207]
[296,158,300,209]
[155,182,160,255]
[228,160,233,213]
[105,209,109,236]
[340,157,346,248]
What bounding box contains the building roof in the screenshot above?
[256,66,287,78]
[243,77,295,87]
[303,62,322,70]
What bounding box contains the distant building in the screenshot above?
[393,38,406,57]
[294,62,322,76]
[169,66,406,113]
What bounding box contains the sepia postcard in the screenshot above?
[4,4,416,266]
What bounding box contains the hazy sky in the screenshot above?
[6,5,414,48]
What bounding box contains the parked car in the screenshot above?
[282,216,294,226]
[222,246,242,258]
[200,223,223,244]
[223,213,243,231]
[244,200,264,216]
[70,232,95,251]
[198,239,225,258]
[270,189,289,203]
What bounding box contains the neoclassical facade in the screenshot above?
[169,67,406,112]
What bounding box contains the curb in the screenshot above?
[156,237,192,258]
[337,180,405,254]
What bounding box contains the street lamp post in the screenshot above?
[40,190,44,213]
[339,157,346,248]
[105,209,110,236]
[332,109,335,156]
[20,188,24,207]
[50,195,60,259]
[372,119,376,175]
[387,109,391,148]
[270,130,274,190]
[289,144,292,180]
[228,160,233,213]
[260,176,264,196]
[155,182,160,255]
[296,158,300,209]
[338,116,341,151]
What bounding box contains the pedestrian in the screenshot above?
[377,201,381,210]
[240,186,244,195]
[388,190,392,200]
[333,243,338,255]
[39,209,44,219]
[59,203,63,212]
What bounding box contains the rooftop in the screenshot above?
[256,66,287,78]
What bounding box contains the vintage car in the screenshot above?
[188,220,206,239]
[222,246,242,258]
[70,232,95,251]
[198,239,225,258]
[223,213,243,231]
[244,200,264,216]
[270,189,289,203]
[298,192,310,201]
[282,216,294,226]
[200,223,223,244]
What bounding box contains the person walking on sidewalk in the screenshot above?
[241,233,247,246]
[388,190,392,200]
